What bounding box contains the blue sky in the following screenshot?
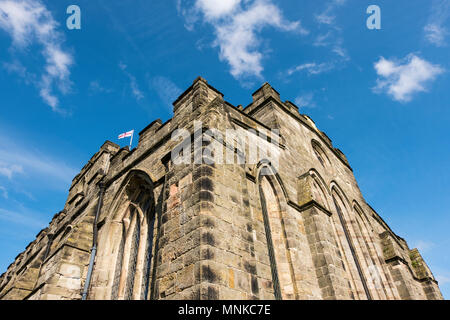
[0,0,449,299]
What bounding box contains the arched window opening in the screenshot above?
[332,193,371,300]
[353,204,396,299]
[315,149,325,167]
[310,171,329,210]
[258,168,297,300]
[259,176,282,300]
[110,175,156,300]
[312,141,330,169]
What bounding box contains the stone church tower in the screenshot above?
[0,77,443,300]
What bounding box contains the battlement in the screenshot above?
[0,77,442,301]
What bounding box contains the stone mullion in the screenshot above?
[117,209,136,300]
[110,223,125,300]
[143,212,156,300]
[132,214,148,300]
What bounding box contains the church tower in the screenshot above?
[0,77,443,300]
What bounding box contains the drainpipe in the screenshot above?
[81,181,105,300]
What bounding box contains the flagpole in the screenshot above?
[130,130,134,150]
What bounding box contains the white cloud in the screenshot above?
[119,62,144,101]
[315,12,335,26]
[436,273,450,285]
[315,0,347,26]
[0,207,46,229]
[0,163,24,179]
[295,92,316,108]
[424,0,450,47]
[88,81,112,95]
[0,136,77,190]
[0,0,74,111]
[309,0,350,69]
[0,186,8,199]
[373,54,444,103]
[425,24,448,47]
[178,0,307,79]
[412,240,435,253]
[151,76,182,111]
[313,32,332,47]
[286,38,348,78]
[196,0,241,19]
[3,60,35,84]
[287,62,335,76]
[332,44,348,60]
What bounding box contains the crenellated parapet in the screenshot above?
[0,77,442,300]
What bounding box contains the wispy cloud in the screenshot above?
[0,186,8,199]
[412,240,435,253]
[177,0,307,79]
[424,0,450,47]
[0,0,74,111]
[0,130,75,245]
[88,81,112,95]
[0,163,24,180]
[3,60,36,84]
[312,0,349,62]
[436,273,450,285]
[314,0,347,26]
[373,54,444,103]
[332,41,349,60]
[285,0,349,79]
[151,76,182,111]
[284,53,348,79]
[315,12,335,26]
[287,62,335,76]
[295,92,316,109]
[119,62,144,101]
[0,135,78,190]
[313,31,333,47]
[0,207,46,229]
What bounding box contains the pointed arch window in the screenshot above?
[111,182,156,300]
[309,171,329,210]
[258,167,297,300]
[332,193,372,300]
[312,140,330,169]
[259,175,282,300]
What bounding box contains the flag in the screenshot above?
[118,130,134,140]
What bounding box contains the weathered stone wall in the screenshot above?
[0,77,443,300]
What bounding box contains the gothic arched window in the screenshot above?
[331,190,371,300]
[309,171,329,210]
[312,140,330,169]
[258,167,297,300]
[110,176,156,300]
